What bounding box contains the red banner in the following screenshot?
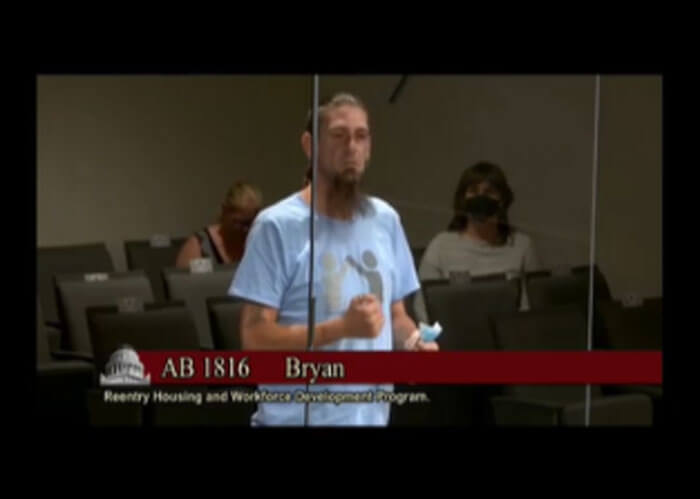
[134,351,662,385]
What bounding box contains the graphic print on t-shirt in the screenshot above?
[321,252,350,313]
[345,250,384,303]
[321,250,385,313]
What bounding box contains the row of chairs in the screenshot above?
[38,239,187,326]
[41,247,631,358]
[35,239,382,425]
[419,270,659,351]
[37,295,252,426]
[86,298,245,371]
[38,241,611,338]
[390,273,662,426]
[37,242,430,327]
[36,241,661,426]
[37,287,661,427]
[53,266,239,355]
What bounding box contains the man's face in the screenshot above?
[317,105,371,184]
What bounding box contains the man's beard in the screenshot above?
[325,168,368,218]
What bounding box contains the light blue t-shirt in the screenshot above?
[229,192,420,426]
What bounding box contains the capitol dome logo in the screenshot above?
[100,345,151,386]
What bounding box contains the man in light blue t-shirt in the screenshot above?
[229,92,439,426]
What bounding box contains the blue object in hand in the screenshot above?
[419,321,442,342]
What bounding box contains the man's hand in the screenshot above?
[402,329,440,351]
[415,339,439,351]
[343,294,385,339]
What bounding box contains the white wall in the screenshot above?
[597,76,662,299]
[319,75,598,268]
[37,75,662,299]
[37,75,311,270]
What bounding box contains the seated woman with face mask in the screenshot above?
[176,181,263,269]
[414,162,541,322]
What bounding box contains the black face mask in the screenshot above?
[460,195,502,222]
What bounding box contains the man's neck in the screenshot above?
[300,183,355,221]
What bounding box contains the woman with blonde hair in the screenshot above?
[176,181,263,268]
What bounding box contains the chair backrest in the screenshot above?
[571,264,613,302]
[527,265,613,310]
[207,296,245,350]
[599,297,662,350]
[493,304,588,350]
[124,237,187,302]
[162,264,238,349]
[55,271,154,356]
[491,304,602,403]
[37,296,51,364]
[87,301,200,373]
[525,270,588,310]
[37,243,114,325]
[422,274,520,350]
[526,266,614,347]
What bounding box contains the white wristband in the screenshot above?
[403,329,421,351]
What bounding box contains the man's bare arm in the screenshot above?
[240,294,385,351]
[391,299,439,351]
[240,303,346,350]
[391,300,418,347]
